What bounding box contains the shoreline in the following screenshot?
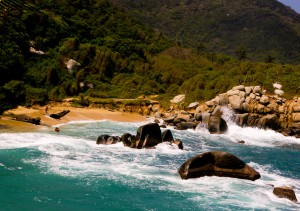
[0,105,148,133]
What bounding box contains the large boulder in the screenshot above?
[170,94,185,104]
[163,115,177,124]
[175,122,196,130]
[178,151,261,181]
[208,116,228,134]
[273,186,298,203]
[218,93,229,105]
[161,129,174,142]
[161,129,183,149]
[175,110,191,122]
[229,95,243,110]
[135,123,162,149]
[66,59,81,74]
[257,114,280,130]
[121,133,136,147]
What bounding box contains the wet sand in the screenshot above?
[0,104,147,133]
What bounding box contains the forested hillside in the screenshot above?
[110,0,300,64]
[0,0,299,114]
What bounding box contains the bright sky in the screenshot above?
[277,0,300,13]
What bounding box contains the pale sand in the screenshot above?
[0,105,147,132]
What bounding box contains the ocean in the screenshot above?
[0,117,299,210]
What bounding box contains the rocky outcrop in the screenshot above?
[135,123,162,148]
[91,84,299,138]
[273,186,298,203]
[178,151,261,181]
[187,84,300,138]
[98,123,183,149]
[50,110,70,119]
[161,105,228,134]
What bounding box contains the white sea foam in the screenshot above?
[225,124,300,147]
[1,120,299,210]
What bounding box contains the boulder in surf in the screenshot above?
[178,151,260,181]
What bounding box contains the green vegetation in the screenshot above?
[111,0,300,64]
[0,0,300,114]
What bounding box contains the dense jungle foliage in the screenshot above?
[0,0,300,114]
[111,0,300,64]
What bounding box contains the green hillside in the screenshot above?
[0,0,299,114]
[110,0,300,64]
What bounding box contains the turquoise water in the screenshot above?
[1,119,300,210]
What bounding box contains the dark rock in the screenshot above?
[97,135,121,145]
[247,114,261,127]
[50,110,70,119]
[97,135,110,144]
[281,128,295,137]
[161,129,174,142]
[175,122,196,130]
[257,114,280,130]
[273,186,298,203]
[172,117,182,125]
[178,151,260,181]
[194,113,202,121]
[13,115,41,125]
[106,136,121,144]
[135,123,162,149]
[160,124,167,128]
[121,133,136,148]
[237,140,245,144]
[154,119,160,124]
[171,139,183,150]
[235,113,250,127]
[163,115,177,123]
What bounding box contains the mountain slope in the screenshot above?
[110,0,300,64]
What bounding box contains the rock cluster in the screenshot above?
[194,84,300,138]
[91,84,300,138]
[158,106,228,134]
[97,123,183,149]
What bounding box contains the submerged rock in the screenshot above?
[178,151,260,181]
[273,186,298,203]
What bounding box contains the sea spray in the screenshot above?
[0,120,299,210]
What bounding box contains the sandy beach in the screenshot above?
[0,103,147,133]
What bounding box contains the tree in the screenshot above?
[235,46,247,61]
[265,55,276,63]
